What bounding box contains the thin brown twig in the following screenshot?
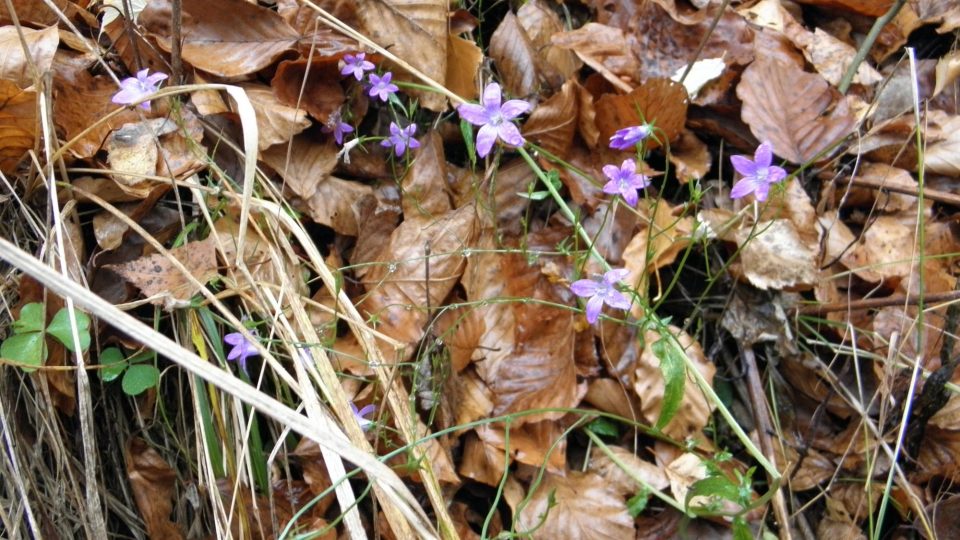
[839,176,960,207]
[797,290,960,316]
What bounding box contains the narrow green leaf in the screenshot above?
[122,364,160,395]
[652,336,685,430]
[1,333,46,371]
[585,417,620,438]
[732,517,753,540]
[460,119,476,167]
[99,347,128,382]
[47,308,91,352]
[13,303,45,333]
[627,491,650,518]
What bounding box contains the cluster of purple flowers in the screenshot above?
[332,52,419,157]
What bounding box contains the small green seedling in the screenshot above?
[0,303,91,371]
[100,347,160,395]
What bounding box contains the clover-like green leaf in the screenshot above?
[0,333,46,371]
[47,308,91,352]
[122,364,159,395]
[99,347,127,382]
[13,303,44,333]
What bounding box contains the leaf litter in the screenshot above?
[1,0,960,539]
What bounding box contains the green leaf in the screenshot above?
[585,417,620,438]
[652,336,685,430]
[1,333,46,371]
[460,120,476,167]
[685,474,742,513]
[518,190,550,200]
[99,347,128,382]
[13,303,44,333]
[732,517,753,540]
[47,308,91,352]
[122,364,159,395]
[627,491,650,518]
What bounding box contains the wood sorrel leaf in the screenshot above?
[47,307,91,352]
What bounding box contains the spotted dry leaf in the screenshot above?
[108,236,219,309]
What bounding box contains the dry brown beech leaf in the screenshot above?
[475,421,568,473]
[521,78,578,158]
[516,0,580,90]
[588,445,670,497]
[446,34,483,102]
[0,0,69,25]
[634,326,716,441]
[504,472,635,540]
[737,57,857,164]
[108,235,220,309]
[271,58,345,123]
[925,114,960,176]
[782,16,882,87]
[914,0,960,33]
[489,12,538,98]
[734,219,819,290]
[139,0,299,78]
[0,80,36,175]
[105,118,179,192]
[261,134,339,201]
[0,26,58,88]
[594,79,689,153]
[236,83,311,150]
[668,129,711,183]
[355,0,447,111]
[126,438,184,540]
[551,23,641,86]
[361,204,479,346]
[400,131,452,217]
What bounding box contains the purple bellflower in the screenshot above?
[323,109,354,145]
[381,122,420,157]
[602,159,650,206]
[350,402,377,432]
[456,82,531,158]
[223,330,259,373]
[111,69,168,110]
[570,269,633,324]
[609,124,653,150]
[729,142,787,202]
[340,52,375,80]
[368,72,399,102]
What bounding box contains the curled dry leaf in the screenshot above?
[737,57,857,164]
[551,23,641,86]
[516,0,580,90]
[0,26,59,88]
[595,79,689,153]
[668,129,711,183]
[105,118,178,195]
[354,0,447,111]
[521,79,579,158]
[588,445,670,497]
[236,83,311,151]
[733,219,819,290]
[504,472,635,540]
[400,131,452,217]
[622,200,694,311]
[925,114,960,176]
[108,235,220,309]
[793,0,892,17]
[476,420,568,473]
[0,80,36,175]
[782,13,883,87]
[634,327,715,441]
[126,438,184,540]
[139,0,299,78]
[489,12,538,98]
[914,0,960,33]
[271,58,345,123]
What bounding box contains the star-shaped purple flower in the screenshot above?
[223,330,259,373]
[368,72,399,102]
[570,269,632,324]
[609,124,652,150]
[602,159,650,206]
[111,68,168,110]
[380,122,420,157]
[730,141,787,202]
[340,52,375,80]
[350,402,377,432]
[322,109,354,145]
[456,82,531,158]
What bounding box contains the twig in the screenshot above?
[796,290,960,316]
[838,176,960,207]
[740,347,792,540]
[837,0,908,94]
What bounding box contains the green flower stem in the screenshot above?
[516,145,781,484]
[516,147,610,270]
